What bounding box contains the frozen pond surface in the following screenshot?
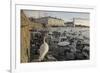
[49,27,89,38]
[30,27,90,62]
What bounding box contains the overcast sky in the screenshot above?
[23,10,90,26]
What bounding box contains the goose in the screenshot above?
[38,36,49,61]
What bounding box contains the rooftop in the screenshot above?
[38,16,64,21]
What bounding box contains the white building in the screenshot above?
[35,16,65,27]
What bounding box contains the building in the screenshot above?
[34,16,65,27]
[21,10,31,63]
[64,22,74,27]
[21,11,44,63]
[74,18,89,26]
[64,18,89,27]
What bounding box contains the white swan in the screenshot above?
[38,36,49,61]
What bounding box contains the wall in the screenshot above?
[21,10,30,63]
[21,10,43,63]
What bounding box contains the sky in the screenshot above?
[23,10,90,26]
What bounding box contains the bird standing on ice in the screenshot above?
[38,36,49,61]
